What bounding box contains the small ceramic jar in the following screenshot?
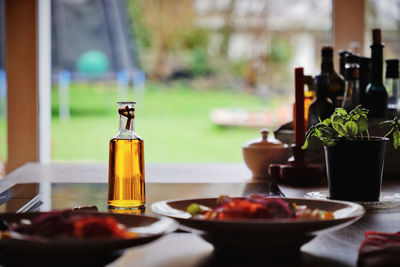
[242,129,289,180]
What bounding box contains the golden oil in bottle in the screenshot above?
[108,102,145,210]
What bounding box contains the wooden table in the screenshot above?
[1,162,400,267]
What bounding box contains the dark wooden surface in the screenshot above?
[2,163,400,267]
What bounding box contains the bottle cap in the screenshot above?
[386,59,399,78]
[372,29,382,44]
[321,46,333,56]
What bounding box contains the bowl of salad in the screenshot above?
[151,194,364,255]
[0,210,177,266]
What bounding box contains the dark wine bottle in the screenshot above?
[365,29,388,118]
[321,46,345,106]
[308,74,335,128]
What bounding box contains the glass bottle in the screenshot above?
[342,55,360,111]
[304,75,316,126]
[339,50,352,77]
[308,74,335,128]
[359,57,371,106]
[385,59,399,115]
[320,46,345,106]
[108,102,145,210]
[366,29,388,118]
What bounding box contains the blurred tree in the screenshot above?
[127,0,151,50]
[264,36,293,91]
[191,47,209,76]
[141,0,195,79]
[219,0,234,55]
[268,37,292,63]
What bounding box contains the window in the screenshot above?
[48,0,333,163]
[365,0,400,59]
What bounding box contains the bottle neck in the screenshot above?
[321,56,334,73]
[119,115,135,133]
[370,44,384,85]
[316,85,328,100]
[346,80,359,98]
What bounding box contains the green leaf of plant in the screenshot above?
[394,129,400,149]
[332,122,347,136]
[394,117,400,127]
[320,128,334,138]
[334,108,348,116]
[321,118,331,126]
[331,114,344,125]
[301,139,309,149]
[358,116,369,132]
[321,137,336,147]
[325,127,338,138]
[359,106,369,114]
[351,114,360,121]
[302,132,312,149]
[314,128,323,138]
[360,113,368,121]
[379,120,394,128]
[302,128,315,149]
[345,121,358,137]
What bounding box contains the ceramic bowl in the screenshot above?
[152,197,365,255]
[242,129,289,180]
[243,146,288,179]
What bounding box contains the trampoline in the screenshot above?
[51,0,141,81]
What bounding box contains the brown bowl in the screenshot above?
[151,197,365,255]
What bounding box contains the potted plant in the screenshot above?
[302,105,400,201]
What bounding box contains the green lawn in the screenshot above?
[50,82,289,162]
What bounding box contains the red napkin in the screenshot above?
[358,230,400,267]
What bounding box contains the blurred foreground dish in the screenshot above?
[187,194,334,221]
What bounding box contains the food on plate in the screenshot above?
[0,210,138,240]
[186,195,334,221]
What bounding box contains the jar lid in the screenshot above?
[243,129,285,148]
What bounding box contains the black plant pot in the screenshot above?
[324,137,388,201]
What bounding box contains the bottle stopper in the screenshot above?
[118,105,135,130]
[372,29,382,44]
[321,46,334,56]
